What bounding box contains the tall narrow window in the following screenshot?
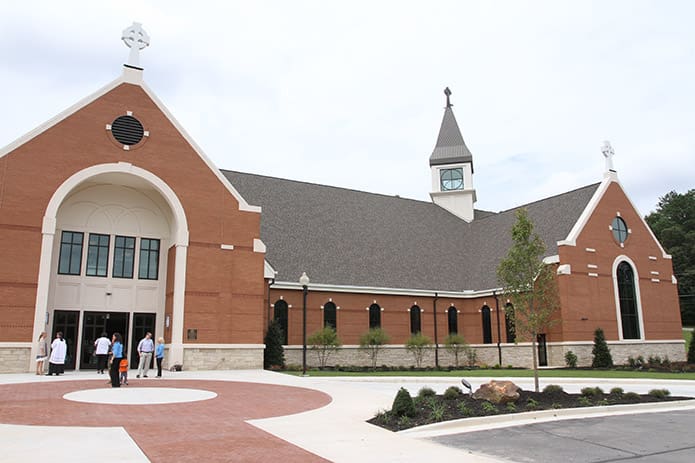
[273,300,289,345]
[369,303,381,329]
[617,261,640,339]
[86,233,109,277]
[481,305,492,344]
[139,238,160,280]
[58,231,83,275]
[505,303,516,343]
[323,301,337,330]
[447,307,458,335]
[113,236,136,278]
[410,305,421,335]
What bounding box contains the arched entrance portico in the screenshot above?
[31,162,189,370]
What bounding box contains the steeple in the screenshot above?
[429,87,477,222]
[429,87,474,171]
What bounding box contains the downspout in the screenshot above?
[494,290,502,366]
[433,292,439,369]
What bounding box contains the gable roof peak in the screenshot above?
[429,87,474,168]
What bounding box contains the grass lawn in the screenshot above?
[283,368,695,380]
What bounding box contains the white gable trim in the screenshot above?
[557,176,670,259]
[0,67,261,215]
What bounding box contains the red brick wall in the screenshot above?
[0,82,265,344]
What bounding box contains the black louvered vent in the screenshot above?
[111,115,144,146]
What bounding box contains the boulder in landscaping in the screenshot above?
[472,380,520,404]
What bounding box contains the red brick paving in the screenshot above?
[0,379,332,462]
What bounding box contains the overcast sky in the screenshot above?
[1,1,693,216]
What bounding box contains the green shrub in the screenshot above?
[591,328,613,368]
[564,350,578,368]
[689,332,695,364]
[526,398,539,409]
[359,328,390,369]
[392,387,416,417]
[307,327,341,368]
[551,402,562,409]
[648,389,671,399]
[578,396,592,406]
[406,332,433,368]
[263,320,285,369]
[457,401,472,416]
[597,399,609,406]
[610,387,624,397]
[581,386,604,397]
[648,355,662,365]
[443,334,469,368]
[443,386,463,399]
[506,402,517,412]
[429,402,446,422]
[397,415,411,428]
[481,401,498,414]
[543,384,564,394]
[624,391,640,401]
[417,386,436,399]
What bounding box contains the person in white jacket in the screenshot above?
[47,332,67,376]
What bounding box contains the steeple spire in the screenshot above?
[429,87,474,171]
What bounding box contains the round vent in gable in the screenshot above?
[111,115,145,146]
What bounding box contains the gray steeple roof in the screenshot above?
[429,92,474,168]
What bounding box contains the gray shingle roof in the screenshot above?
[223,169,599,292]
[429,107,474,168]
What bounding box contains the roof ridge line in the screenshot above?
[496,182,602,214]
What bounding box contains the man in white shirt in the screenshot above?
[94,332,111,374]
[136,332,154,378]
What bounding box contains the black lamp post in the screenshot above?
[299,272,310,376]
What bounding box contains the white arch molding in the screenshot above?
[611,255,646,341]
[31,162,190,368]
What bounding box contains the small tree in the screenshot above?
[359,328,390,369]
[443,334,469,368]
[497,208,560,392]
[405,332,432,368]
[591,328,613,368]
[689,331,695,364]
[263,320,285,369]
[308,327,341,368]
[391,387,416,417]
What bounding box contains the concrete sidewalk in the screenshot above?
[1,370,694,463]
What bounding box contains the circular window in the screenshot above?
[612,216,628,244]
[111,115,144,146]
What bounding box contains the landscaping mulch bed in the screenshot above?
[368,387,693,432]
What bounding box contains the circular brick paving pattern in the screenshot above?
[0,379,332,462]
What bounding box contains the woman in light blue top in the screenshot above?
[155,337,165,378]
[109,333,124,388]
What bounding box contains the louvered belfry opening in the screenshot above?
[111,115,144,146]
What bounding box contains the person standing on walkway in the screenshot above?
[94,332,111,374]
[136,332,154,378]
[47,332,67,375]
[109,333,124,388]
[36,331,48,375]
[155,337,165,378]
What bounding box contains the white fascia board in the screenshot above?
[271,280,505,299]
[543,255,560,264]
[139,82,261,214]
[0,76,126,159]
[264,260,278,279]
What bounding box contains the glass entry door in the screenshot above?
[52,310,79,370]
[130,313,156,369]
[79,312,128,370]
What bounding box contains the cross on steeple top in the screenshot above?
[122,22,150,69]
[444,87,452,108]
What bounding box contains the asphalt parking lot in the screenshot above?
[430,409,695,462]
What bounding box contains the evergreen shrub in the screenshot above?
[392,387,416,417]
[591,328,613,368]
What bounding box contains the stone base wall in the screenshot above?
[0,346,32,373]
[284,340,687,369]
[548,341,687,367]
[182,347,264,371]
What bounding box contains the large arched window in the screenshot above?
[616,261,641,339]
[323,301,337,330]
[273,300,288,345]
[410,305,421,335]
[447,307,458,335]
[505,303,516,343]
[369,303,381,329]
[481,305,492,344]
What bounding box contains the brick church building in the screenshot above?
[0,30,685,372]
